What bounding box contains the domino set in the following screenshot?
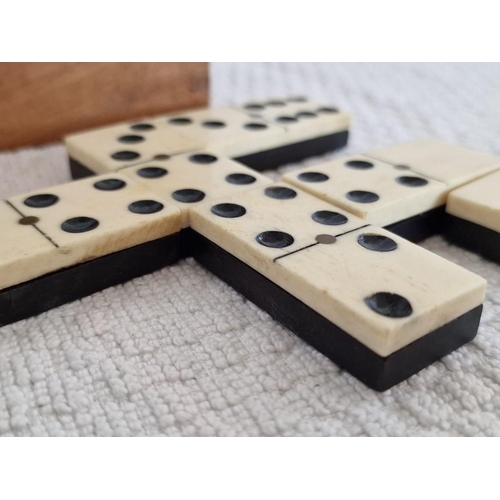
[1,96,499,391]
[65,97,350,176]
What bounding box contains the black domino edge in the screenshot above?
[0,233,181,327]
[0,223,482,391]
[444,213,500,264]
[69,157,95,179]
[384,205,446,243]
[68,130,349,180]
[188,228,482,391]
[233,130,349,172]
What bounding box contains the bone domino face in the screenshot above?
[368,138,500,188]
[65,99,350,176]
[1,174,181,290]
[282,154,448,226]
[161,107,289,156]
[189,184,486,357]
[120,152,272,228]
[65,119,202,174]
[234,97,350,142]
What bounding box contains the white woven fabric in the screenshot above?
[1,63,500,436]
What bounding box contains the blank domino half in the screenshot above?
[445,170,500,263]
[188,184,486,391]
[65,97,350,178]
[283,139,500,242]
[0,174,182,326]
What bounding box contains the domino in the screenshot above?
[65,98,350,179]
[65,118,200,178]
[283,138,500,242]
[120,152,272,229]
[0,174,182,327]
[188,184,486,390]
[159,107,289,161]
[282,154,448,241]
[4,98,495,395]
[370,138,500,187]
[368,138,500,240]
[445,170,500,263]
[65,108,287,177]
[233,96,350,170]
[238,96,333,119]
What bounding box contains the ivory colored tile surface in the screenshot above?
[120,152,272,228]
[236,96,332,117]
[0,201,57,290]
[65,102,348,177]
[3,174,181,290]
[189,186,486,357]
[161,107,289,157]
[190,183,368,261]
[5,63,500,437]
[233,96,350,142]
[276,227,485,357]
[368,138,500,188]
[282,154,448,226]
[446,170,500,233]
[65,118,202,174]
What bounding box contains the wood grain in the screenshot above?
[0,63,209,150]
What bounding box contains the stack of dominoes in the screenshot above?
[2,96,499,391]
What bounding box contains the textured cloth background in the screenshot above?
[1,63,500,436]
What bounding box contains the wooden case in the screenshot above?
[0,62,209,150]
